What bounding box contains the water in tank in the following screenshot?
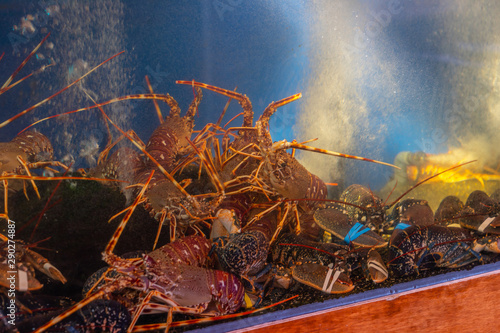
[0,1,499,331]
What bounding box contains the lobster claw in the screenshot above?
[210,208,241,240]
[313,208,387,248]
[491,217,500,228]
[25,248,67,284]
[364,248,389,283]
[459,207,500,235]
[473,236,500,253]
[292,263,354,294]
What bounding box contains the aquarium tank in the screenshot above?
[0,0,499,332]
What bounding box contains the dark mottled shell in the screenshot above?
[313,208,387,247]
[214,212,278,277]
[388,225,474,276]
[340,184,382,217]
[434,195,464,224]
[0,294,72,330]
[11,130,53,162]
[386,199,434,228]
[465,190,498,215]
[340,184,384,231]
[17,299,130,333]
[216,230,269,276]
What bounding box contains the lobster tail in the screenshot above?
[207,269,245,315]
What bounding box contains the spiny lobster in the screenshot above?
[34,234,244,333]
[175,80,398,236]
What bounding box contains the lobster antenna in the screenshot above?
[273,141,400,169]
[387,160,477,209]
[1,33,50,90]
[145,75,163,124]
[216,86,238,127]
[1,49,125,129]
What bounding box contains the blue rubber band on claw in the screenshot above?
[395,222,412,230]
[344,222,370,244]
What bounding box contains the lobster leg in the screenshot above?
[145,75,163,124]
[439,241,483,268]
[97,129,146,165]
[16,155,41,199]
[129,290,208,332]
[270,201,292,245]
[132,295,299,332]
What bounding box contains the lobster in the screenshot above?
[0,131,54,173]
[388,224,500,276]
[81,84,224,243]
[311,208,389,283]
[270,233,354,294]
[34,235,244,333]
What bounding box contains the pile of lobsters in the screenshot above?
[2,78,500,332]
